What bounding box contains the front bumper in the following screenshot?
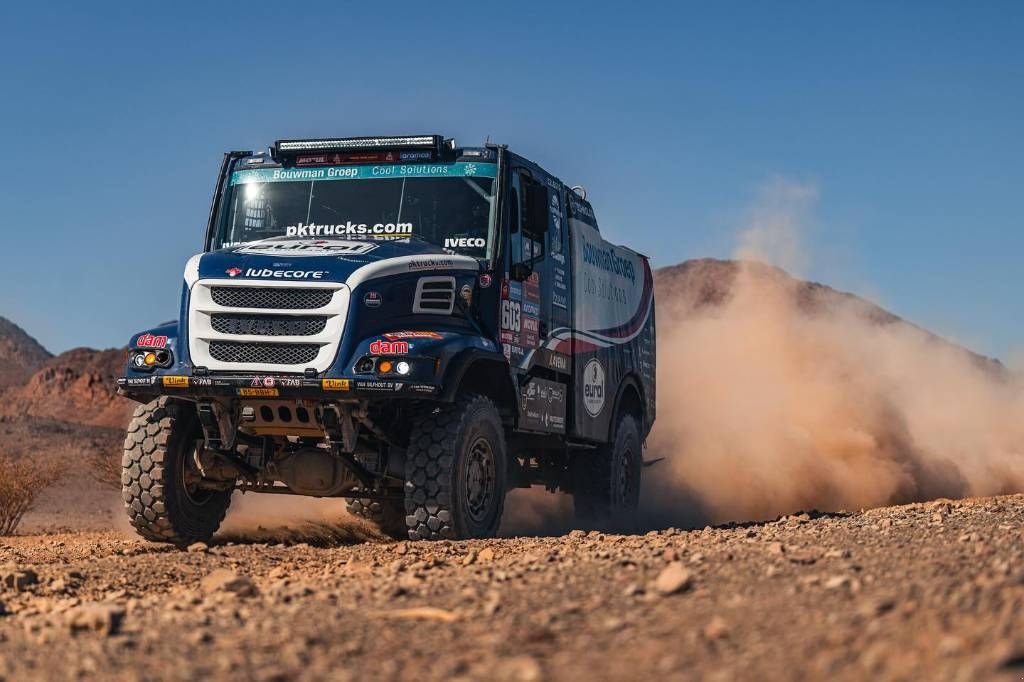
[117,373,440,400]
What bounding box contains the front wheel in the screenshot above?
[122,397,233,545]
[403,394,508,540]
[571,412,643,531]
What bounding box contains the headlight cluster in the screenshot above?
[376,359,412,376]
[130,349,172,370]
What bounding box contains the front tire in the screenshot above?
[572,412,643,531]
[404,394,508,540]
[121,397,232,545]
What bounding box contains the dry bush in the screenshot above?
[0,456,65,535]
[84,439,122,489]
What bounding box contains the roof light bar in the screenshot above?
[272,135,442,161]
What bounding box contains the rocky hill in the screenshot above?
[0,316,52,389]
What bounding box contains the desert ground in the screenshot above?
[1,489,1023,681]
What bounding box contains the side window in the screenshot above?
[548,185,563,256]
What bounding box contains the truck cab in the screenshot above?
[117,135,656,544]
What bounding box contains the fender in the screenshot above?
[609,372,649,439]
[439,347,516,404]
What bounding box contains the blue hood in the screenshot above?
[197,236,452,283]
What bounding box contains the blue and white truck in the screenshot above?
[117,135,656,544]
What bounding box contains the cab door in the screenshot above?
[503,166,568,433]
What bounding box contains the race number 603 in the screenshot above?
[501,300,522,332]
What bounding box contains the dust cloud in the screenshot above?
[214,493,384,545]
[643,178,1024,526]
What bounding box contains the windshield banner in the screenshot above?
[231,162,496,186]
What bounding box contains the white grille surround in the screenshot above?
[188,278,350,373]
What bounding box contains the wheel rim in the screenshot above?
[613,443,635,507]
[463,436,497,523]
[181,444,215,507]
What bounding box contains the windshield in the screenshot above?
[216,161,498,258]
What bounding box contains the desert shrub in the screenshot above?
[84,439,122,489]
[0,456,64,535]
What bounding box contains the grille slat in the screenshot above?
[211,286,334,310]
[210,314,328,337]
[209,341,320,365]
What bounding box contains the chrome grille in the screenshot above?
[210,314,328,337]
[210,286,333,310]
[208,341,320,365]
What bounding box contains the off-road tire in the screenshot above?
[346,496,406,538]
[572,412,643,531]
[404,394,508,540]
[122,397,232,545]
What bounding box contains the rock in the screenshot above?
[377,606,459,622]
[462,550,478,566]
[494,655,543,682]
[67,603,125,636]
[703,616,730,640]
[200,570,258,598]
[477,547,496,563]
[824,575,852,590]
[186,542,209,554]
[767,542,786,556]
[1,566,39,592]
[653,562,693,596]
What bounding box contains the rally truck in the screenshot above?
[116,134,656,544]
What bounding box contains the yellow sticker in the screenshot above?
[162,376,189,388]
[239,387,279,397]
[322,379,351,391]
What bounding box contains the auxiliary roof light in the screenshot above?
[272,135,443,161]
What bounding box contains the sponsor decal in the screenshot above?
[322,378,351,391]
[162,376,189,388]
[408,257,456,271]
[250,376,299,388]
[460,284,473,304]
[136,333,168,349]
[369,339,409,355]
[383,331,443,341]
[285,221,413,238]
[582,359,606,418]
[522,300,540,317]
[239,268,327,279]
[355,380,404,392]
[479,273,493,288]
[239,239,378,257]
[226,267,242,277]
[239,387,279,397]
[400,150,433,161]
[548,352,569,372]
[409,384,437,394]
[126,377,154,386]
[580,237,637,283]
[363,291,382,308]
[444,237,486,249]
[230,162,497,186]
[191,377,213,387]
[523,272,541,303]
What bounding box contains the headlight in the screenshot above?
[130,349,172,370]
[395,361,411,375]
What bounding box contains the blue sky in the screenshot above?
[0,2,1021,358]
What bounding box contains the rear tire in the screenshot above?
[572,412,642,531]
[122,397,233,545]
[404,394,508,540]
[346,495,406,538]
